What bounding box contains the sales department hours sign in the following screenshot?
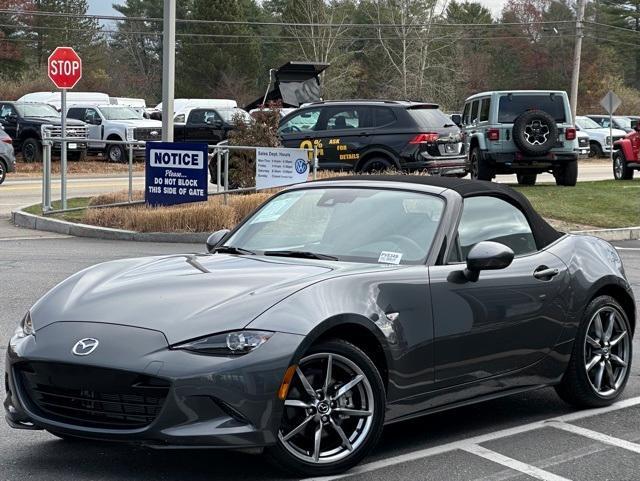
[145,142,208,206]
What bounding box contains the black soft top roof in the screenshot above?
[319,175,563,249]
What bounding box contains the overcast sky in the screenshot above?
[87,0,507,22]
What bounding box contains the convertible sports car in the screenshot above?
[5,177,635,476]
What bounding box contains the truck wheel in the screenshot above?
[589,141,603,159]
[22,138,42,163]
[516,173,537,185]
[469,147,493,181]
[613,150,634,180]
[0,159,6,185]
[554,160,578,186]
[106,144,126,163]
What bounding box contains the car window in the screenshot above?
[84,108,100,124]
[188,109,221,125]
[279,108,321,134]
[479,98,490,122]
[0,104,16,119]
[372,107,396,127]
[462,102,471,125]
[326,108,360,130]
[498,94,566,123]
[67,107,85,120]
[451,196,537,262]
[470,101,479,124]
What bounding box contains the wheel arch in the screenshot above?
[18,129,40,144]
[355,148,400,172]
[613,138,634,161]
[105,133,123,141]
[469,133,485,152]
[589,283,636,335]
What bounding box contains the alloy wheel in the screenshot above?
[584,306,630,397]
[278,352,375,464]
[524,121,550,145]
[614,156,623,179]
[109,146,123,162]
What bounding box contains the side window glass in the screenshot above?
[462,103,470,125]
[453,196,537,261]
[203,110,222,124]
[326,108,360,130]
[188,109,206,124]
[0,104,11,119]
[479,98,490,122]
[84,109,98,123]
[67,108,81,120]
[373,107,396,127]
[279,108,321,134]
[470,101,479,124]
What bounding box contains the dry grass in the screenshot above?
[14,160,145,176]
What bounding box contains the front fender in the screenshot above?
[613,138,634,160]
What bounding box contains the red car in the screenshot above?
[613,125,640,179]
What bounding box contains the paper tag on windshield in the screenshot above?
[378,251,402,265]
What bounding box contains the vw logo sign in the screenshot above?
[295,158,308,174]
[71,338,99,356]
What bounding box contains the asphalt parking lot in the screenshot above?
[0,221,639,481]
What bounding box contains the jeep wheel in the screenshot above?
[554,160,578,186]
[22,137,42,163]
[516,173,537,185]
[469,147,492,181]
[613,150,634,180]
[589,141,604,159]
[512,110,558,156]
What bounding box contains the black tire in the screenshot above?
[469,146,493,181]
[358,156,394,173]
[21,137,42,163]
[613,150,634,180]
[589,141,604,159]
[516,173,537,185]
[267,339,386,477]
[554,160,578,186]
[0,159,6,185]
[106,143,126,163]
[555,295,632,408]
[512,110,558,156]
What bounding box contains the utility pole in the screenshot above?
[162,0,176,142]
[570,0,587,122]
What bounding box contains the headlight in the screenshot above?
[14,312,34,338]
[605,136,611,145]
[173,330,273,355]
[126,127,135,141]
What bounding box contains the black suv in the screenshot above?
[278,100,466,175]
[0,102,88,162]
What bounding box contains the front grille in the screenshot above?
[134,127,162,142]
[16,362,170,430]
[41,125,89,140]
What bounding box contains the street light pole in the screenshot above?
[162,0,176,142]
[570,0,587,122]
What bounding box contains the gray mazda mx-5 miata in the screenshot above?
[5,176,635,476]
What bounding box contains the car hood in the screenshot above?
[110,119,162,128]
[584,127,627,137]
[23,117,85,126]
[29,254,340,344]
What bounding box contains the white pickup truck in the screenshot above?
[66,104,162,162]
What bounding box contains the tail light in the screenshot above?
[1,137,11,144]
[487,129,500,141]
[565,127,576,141]
[410,133,439,144]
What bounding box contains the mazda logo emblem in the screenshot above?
[71,338,99,356]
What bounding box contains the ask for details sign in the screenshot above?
[145,142,208,206]
[256,147,310,190]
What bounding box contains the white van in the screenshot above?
[18,91,110,110]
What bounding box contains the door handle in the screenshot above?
[533,266,559,280]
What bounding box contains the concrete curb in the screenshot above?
[11,206,639,244]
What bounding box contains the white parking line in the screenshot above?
[550,422,640,454]
[462,444,572,481]
[615,247,640,251]
[0,235,70,241]
[304,396,640,481]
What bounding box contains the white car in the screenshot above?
[575,116,627,158]
[66,104,162,162]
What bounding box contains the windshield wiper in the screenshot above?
[211,245,255,255]
[263,250,338,261]
[443,123,456,128]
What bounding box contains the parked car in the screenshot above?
[6,176,635,476]
[587,115,634,133]
[66,105,162,162]
[278,100,466,175]
[0,126,16,184]
[612,123,640,180]
[18,91,110,111]
[575,116,627,158]
[0,102,88,162]
[461,90,578,185]
[576,129,590,159]
[173,106,251,144]
[626,115,640,129]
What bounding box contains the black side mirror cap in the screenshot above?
[464,241,515,281]
[206,229,230,253]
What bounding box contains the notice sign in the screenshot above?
[145,142,208,206]
[256,147,310,190]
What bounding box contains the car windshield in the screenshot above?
[576,117,602,129]
[223,187,445,264]
[615,117,632,129]
[99,106,141,120]
[498,94,566,123]
[17,104,59,118]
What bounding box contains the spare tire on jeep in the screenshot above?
[512,110,558,156]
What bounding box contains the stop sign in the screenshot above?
[48,47,82,89]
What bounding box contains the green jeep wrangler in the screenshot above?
[460,90,578,186]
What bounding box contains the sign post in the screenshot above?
[600,90,621,163]
[47,46,82,210]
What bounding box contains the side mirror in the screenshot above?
[206,229,230,253]
[464,241,514,282]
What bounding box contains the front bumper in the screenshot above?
[5,321,304,449]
